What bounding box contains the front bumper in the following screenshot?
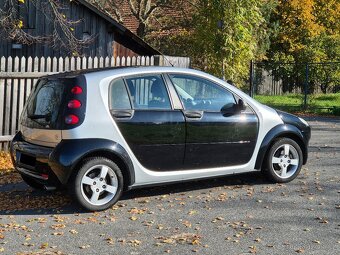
[10,132,62,187]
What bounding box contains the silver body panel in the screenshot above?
[20,67,283,187]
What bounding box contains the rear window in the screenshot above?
[21,79,67,129]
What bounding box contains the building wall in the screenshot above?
[0,0,140,58]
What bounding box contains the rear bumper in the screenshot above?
[10,132,62,187]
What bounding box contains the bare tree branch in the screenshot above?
[0,0,94,55]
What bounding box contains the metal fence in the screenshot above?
[249,61,340,107]
[0,55,190,150]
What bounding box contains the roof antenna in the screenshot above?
[157,50,174,67]
[162,54,175,67]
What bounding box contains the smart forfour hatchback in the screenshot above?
[10,67,311,211]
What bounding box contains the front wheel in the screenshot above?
[71,157,123,211]
[263,138,303,183]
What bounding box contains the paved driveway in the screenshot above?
[0,117,339,255]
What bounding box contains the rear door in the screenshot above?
[168,74,259,169]
[109,74,186,171]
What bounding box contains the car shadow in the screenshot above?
[0,171,271,216]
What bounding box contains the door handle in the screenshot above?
[184,111,203,119]
[110,110,133,119]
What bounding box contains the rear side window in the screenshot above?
[126,75,171,110]
[109,79,131,109]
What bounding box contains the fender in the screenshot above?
[49,139,135,186]
[255,124,309,170]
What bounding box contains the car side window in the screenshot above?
[169,74,236,112]
[109,78,131,110]
[125,75,171,110]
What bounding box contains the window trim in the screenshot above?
[167,73,238,113]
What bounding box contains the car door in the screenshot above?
[168,74,259,169]
[109,74,186,171]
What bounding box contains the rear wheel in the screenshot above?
[264,138,303,183]
[71,157,123,211]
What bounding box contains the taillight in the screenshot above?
[65,114,79,125]
[71,86,83,94]
[68,99,82,108]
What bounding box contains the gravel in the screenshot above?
[0,117,339,255]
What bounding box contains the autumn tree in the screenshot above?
[0,0,92,55]
[267,0,340,92]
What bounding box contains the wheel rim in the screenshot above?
[271,144,300,179]
[80,164,118,206]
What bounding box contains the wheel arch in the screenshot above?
[255,124,308,170]
[49,139,135,189]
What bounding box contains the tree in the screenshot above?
[191,0,273,86]
[267,0,340,92]
[0,0,92,55]
[92,0,179,38]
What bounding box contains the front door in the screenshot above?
[168,74,259,169]
[109,74,185,171]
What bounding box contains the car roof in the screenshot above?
[45,66,204,79]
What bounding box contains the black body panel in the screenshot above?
[10,132,61,187]
[11,132,135,187]
[49,138,135,185]
[115,110,186,171]
[184,112,259,168]
[255,123,311,169]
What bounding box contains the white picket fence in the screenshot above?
[0,55,190,149]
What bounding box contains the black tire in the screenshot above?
[21,175,45,190]
[263,138,303,183]
[70,157,124,211]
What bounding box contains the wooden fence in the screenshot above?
[0,55,190,149]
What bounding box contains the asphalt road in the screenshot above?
[0,117,339,255]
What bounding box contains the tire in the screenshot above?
[70,157,124,211]
[263,138,303,183]
[21,175,45,190]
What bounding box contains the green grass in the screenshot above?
[254,93,340,116]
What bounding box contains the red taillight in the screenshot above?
[65,114,79,125]
[68,99,82,108]
[71,86,83,94]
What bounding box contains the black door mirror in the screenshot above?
[221,103,237,115]
[221,99,246,116]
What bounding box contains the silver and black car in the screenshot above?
[10,67,311,211]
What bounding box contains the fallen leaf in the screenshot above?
[296,248,305,253]
[40,242,49,249]
[79,245,90,249]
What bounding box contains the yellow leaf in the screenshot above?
[18,20,24,29]
[191,239,200,245]
[18,0,25,3]
[40,243,48,249]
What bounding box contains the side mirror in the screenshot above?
[221,99,246,116]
